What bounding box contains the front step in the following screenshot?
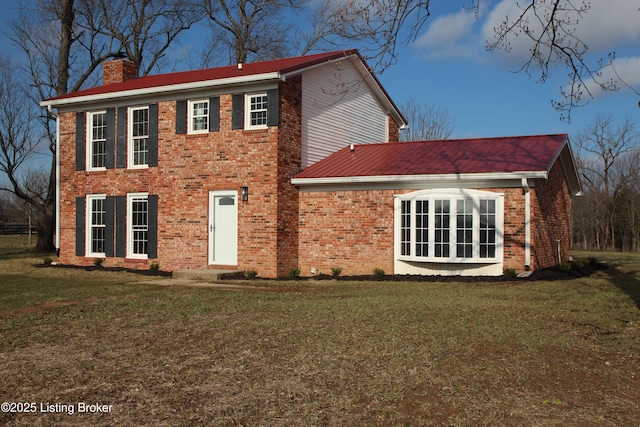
[173,269,244,282]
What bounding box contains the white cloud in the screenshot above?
[581,56,640,100]
[482,0,640,64]
[414,8,479,60]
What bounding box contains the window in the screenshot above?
[128,193,149,258]
[129,106,149,168]
[87,111,107,170]
[395,189,503,263]
[86,195,106,256]
[245,93,268,129]
[188,99,209,134]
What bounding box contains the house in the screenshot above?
[41,49,581,278]
[293,135,581,276]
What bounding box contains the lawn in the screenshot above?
[1,236,639,426]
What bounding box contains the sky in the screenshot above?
[1,0,638,141]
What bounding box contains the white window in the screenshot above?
[87,111,107,170]
[86,194,107,257]
[188,99,209,134]
[128,106,149,168]
[127,193,149,259]
[395,189,503,263]
[245,93,268,129]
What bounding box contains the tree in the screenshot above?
[398,98,455,141]
[572,114,640,251]
[4,0,201,251]
[0,55,53,249]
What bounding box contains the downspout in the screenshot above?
[522,178,531,270]
[48,105,61,255]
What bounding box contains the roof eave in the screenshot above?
[292,171,549,187]
[40,72,283,109]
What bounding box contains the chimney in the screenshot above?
[103,57,137,85]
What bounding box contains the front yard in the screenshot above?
[1,237,639,426]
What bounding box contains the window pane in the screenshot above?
[89,197,106,254]
[131,197,148,255]
[249,94,268,127]
[131,108,149,166]
[479,199,496,258]
[400,200,411,256]
[90,112,106,168]
[434,200,450,258]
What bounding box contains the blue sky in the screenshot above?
[1,0,638,140]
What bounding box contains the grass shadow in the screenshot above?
[606,264,640,311]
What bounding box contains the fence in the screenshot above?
[0,224,38,235]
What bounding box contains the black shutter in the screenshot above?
[148,195,158,259]
[115,196,126,258]
[76,112,85,171]
[76,197,85,256]
[209,97,220,131]
[105,196,115,257]
[176,100,187,134]
[148,104,159,167]
[267,89,279,127]
[105,108,115,169]
[232,94,244,130]
[116,107,127,168]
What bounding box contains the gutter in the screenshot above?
[47,104,61,255]
[292,171,549,187]
[522,178,531,270]
[40,72,284,109]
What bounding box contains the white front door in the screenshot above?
[208,191,238,265]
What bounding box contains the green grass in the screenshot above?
[1,237,640,426]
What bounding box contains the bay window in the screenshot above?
[395,189,503,263]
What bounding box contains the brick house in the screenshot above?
[42,49,581,278]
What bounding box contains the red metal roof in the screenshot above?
[47,49,360,102]
[295,134,569,179]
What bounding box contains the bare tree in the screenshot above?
[485,0,640,121]
[4,0,202,250]
[572,114,640,251]
[399,98,455,141]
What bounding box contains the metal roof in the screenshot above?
[293,134,580,193]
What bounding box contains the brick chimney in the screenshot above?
[103,58,138,85]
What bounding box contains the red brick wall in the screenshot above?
[298,190,396,276]
[297,178,572,276]
[276,76,302,276]
[531,160,572,269]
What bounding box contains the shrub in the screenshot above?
[373,268,385,277]
[559,262,572,272]
[42,257,53,265]
[503,267,517,277]
[150,263,160,273]
[244,269,258,279]
[331,267,342,277]
[93,258,104,267]
[289,267,301,278]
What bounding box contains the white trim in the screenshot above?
[127,105,150,169]
[188,98,209,134]
[53,108,60,251]
[523,178,531,269]
[292,171,548,187]
[244,92,269,130]
[86,110,108,171]
[127,192,149,260]
[394,188,504,265]
[85,194,107,258]
[40,73,283,109]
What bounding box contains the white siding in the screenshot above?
[301,59,388,168]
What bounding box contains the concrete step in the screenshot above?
[172,269,244,282]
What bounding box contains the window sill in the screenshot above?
[397,257,501,264]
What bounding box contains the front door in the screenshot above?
[208,191,238,265]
